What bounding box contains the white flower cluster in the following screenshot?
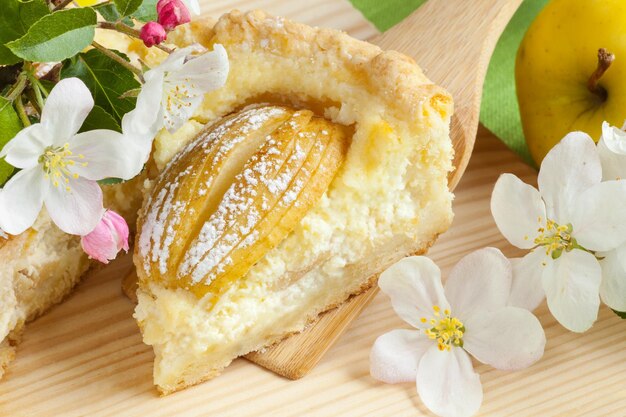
[0,45,228,238]
[492,124,626,332]
[371,123,626,417]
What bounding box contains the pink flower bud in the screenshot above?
[140,21,167,47]
[81,210,130,264]
[157,0,191,30]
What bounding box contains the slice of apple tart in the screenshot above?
[134,10,454,394]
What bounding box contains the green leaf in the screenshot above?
[349,0,426,31]
[61,48,140,123]
[114,0,143,17]
[0,97,23,185]
[132,0,158,22]
[98,177,124,186]
[0,0,50,65]
[80,105,121,133]
[0,160,14,186]
[94,3,134,25]
[7,8,97,63]
[613,309,626,320]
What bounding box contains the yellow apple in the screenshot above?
[516,0,626,165]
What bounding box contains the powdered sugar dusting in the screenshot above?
[179,120,315,286]
[139,106,288,279]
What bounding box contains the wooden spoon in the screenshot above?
[245,0,524,378]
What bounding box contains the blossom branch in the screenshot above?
[14,96,30,127]
[97,22,174,54]
[91,41,145,83]
[25,72,46,112]
[4,72,29,102]
[31,76,50,97]
[52,0,74,12]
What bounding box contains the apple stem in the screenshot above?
[587,48,615,101]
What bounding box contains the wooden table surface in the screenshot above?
[0,1,625,416]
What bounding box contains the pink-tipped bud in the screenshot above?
[81,210,130,264]
[140,21,167,47]
[157,0,191,30]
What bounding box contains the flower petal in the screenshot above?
[416,346,482,417]
[0,123,51,169]
[569,180,626,252]
[182,0,200,15]
[542,249,601,332]
[463,307,545,371]
[44,177,103,235]
[370,329,430,384]
[600,121,626,154]
[509,251,547,311]
[122,71,165,138]
[80,210,129,264]
[379,256,450,329]
[598,245,626,312]
[537,132,601,222]
[490,173,546,249]
[598,122,626,181]
[41,78,94,145]
[174,44,229,91]
[70,130,146,180]
[445,248,512,319]
[0,168,46,235]
[149,46,192,74]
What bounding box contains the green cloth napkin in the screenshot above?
[349,0,549,164]
[349,0,426,31]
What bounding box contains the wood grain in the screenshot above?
[244,0,524,379]
[1,130,624,417]
[2,2,625,416]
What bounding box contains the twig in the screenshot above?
[53,0,74,11]
[4,72,29,102]
[14,96,31,127]
[32,76,50,97]
[91,41,145,83]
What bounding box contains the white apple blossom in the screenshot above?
[595,122,626,312]
[182,0,200,15]
[124,44,229,136]
[491,133,626,332]
[597,121,626,182]
[0,78,147,236]
[370,248,545,417]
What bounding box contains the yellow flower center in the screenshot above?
[39,144,86,192]
[420,305,465,351]
[163,79,196,129]
[533,218,576,259]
